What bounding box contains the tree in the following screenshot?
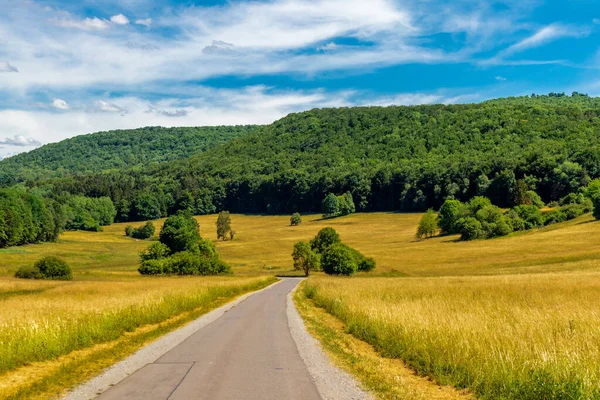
[131,221,155,239]
[310,227,341,254]
[322,193,340,218]
[290,212,302,226]
[437,200,463,235]
[159,213,201,253]
[216,211,232,240]
[292,241,320,276]
[339,192,356,216]
[457,217,483,241]
[321,244,357,276]
[584,179,600,201]
[594,197,600,220]
[513,180,529,206]
[416,209,438,239]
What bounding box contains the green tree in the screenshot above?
[339,192,356,216]
[216,211,232,240]
[416,209,438,239]
[437,200,463,235]
[321,243,357,276]
[292,241,320,276]
[290,212,302,226]
[322,193,340,218]
[159,213,201,253]
[584,179,600,201]
[310,227,341,254]
[457,217,483,241]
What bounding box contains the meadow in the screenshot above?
[2,212,600,399]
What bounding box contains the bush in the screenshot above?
[505,210,526,231]
[216,211,232,240]
[457,217,483,241]
[513,205,544,230]
[138,259,164,275]
[81,218,102,232]
[559,193,586,206]
[15,265,43,279]
[437,200,463,235]
[544,210,567,225]
[321,244,357,276]
[140,242,171,262]
[125,225,134,237]
[310,227,341,254]
[358,257,376,272]
[525,191,545,208]
[131,221,155,239]
[34,256,72,280]
[416,209,438,239]
[159,213,201,253]
[290,212,302,226]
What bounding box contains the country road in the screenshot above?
[90,278,363,400]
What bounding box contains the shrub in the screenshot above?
[561,203,587,220]
[159,213,201,253]
[339,192,356,216]
[466,196,492,214]
[583,179,600,201]
[525,191,545,208]
[125,225,134,237]
[559,193,586,206]
[358,257,376,272]
[457,217,483,241]
[138,259,164,275]
[513,205,544,230]
[34,256,72,280]
[322,193,340,218]
[81,218,102,232]
[132,221,155,239]
[544,210,567,225]
[140,242,170,262]
[505,210,526,231]
[197,239,217,258]
[437,199,463,235]
[416,209,438,239]
[15,265,43,279]
[321,244,357,276]
[310,227,341,254]
[290,212,302,226]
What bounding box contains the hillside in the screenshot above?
[34,93,600,218]
[0,125,260,184]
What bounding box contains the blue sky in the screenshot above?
[0,0,599,157]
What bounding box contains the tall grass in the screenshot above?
[304,274,600,400]
[0,277,275,374]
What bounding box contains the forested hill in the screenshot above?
[0,125,259,184]
[39,93,600,220]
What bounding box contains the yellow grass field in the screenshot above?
[1,212,600,399]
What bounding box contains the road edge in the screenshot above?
[286,279,372,400]
[63,279,283,400]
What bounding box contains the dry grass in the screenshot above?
[303,274,600,399]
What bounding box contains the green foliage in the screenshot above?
[525,191,545,209]
[416,209,438,239]
[130,221,155,239]
[310,227,341,254]
[513,205,544,230]
[0,125,258,183]
[216,211,232,240]
[138,251,231,276]
[339,192,356,216]
[159,213,201,253]
[457,217,483,241]
[139,242,171,262]
[583,179,600,201]
[14,265,43,279]
[33,256,72,280]
[132,194,162,221]
[64,196,115,231]
[594,197,600,220]
[321,243,358,276]
[125,225,134,237]
[322,193,340,217]
[290,212,302,226]
[292,241,320,276]
[437,200,464,235]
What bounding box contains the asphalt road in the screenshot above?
[97,279,322,400]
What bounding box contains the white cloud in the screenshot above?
[495,76,507,81]
[54,17,110,30]
[318,42,338,51]
[52,98,70,110]
[593,18,600,25]
[135,18,152,27]
[0,62,18,73]
[504,24,585,55]
[0,134,41,147]
[88,100,126,114]
[110,14,130,25]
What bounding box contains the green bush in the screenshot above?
[416,209,438,239]
[14,265,43,279]
[457,217,483,241]
[140,242,171,262]
[358,257,376,272]
[290,212,302,226]
[81,218,102,232]
[125,225,134,237]
[131,221,155,239]
[138,259,164,275]
[513,205,544,230]
[310,227,341,254]
[544,210,567,225]
[321,243,357,276]
[525,190,545,208]
[159,213,201,253]
[437,200,463,235]
[505,210,526,231]
[34,256,72,280]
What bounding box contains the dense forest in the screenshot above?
[2,93,600,228]
[0,125,258,184]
